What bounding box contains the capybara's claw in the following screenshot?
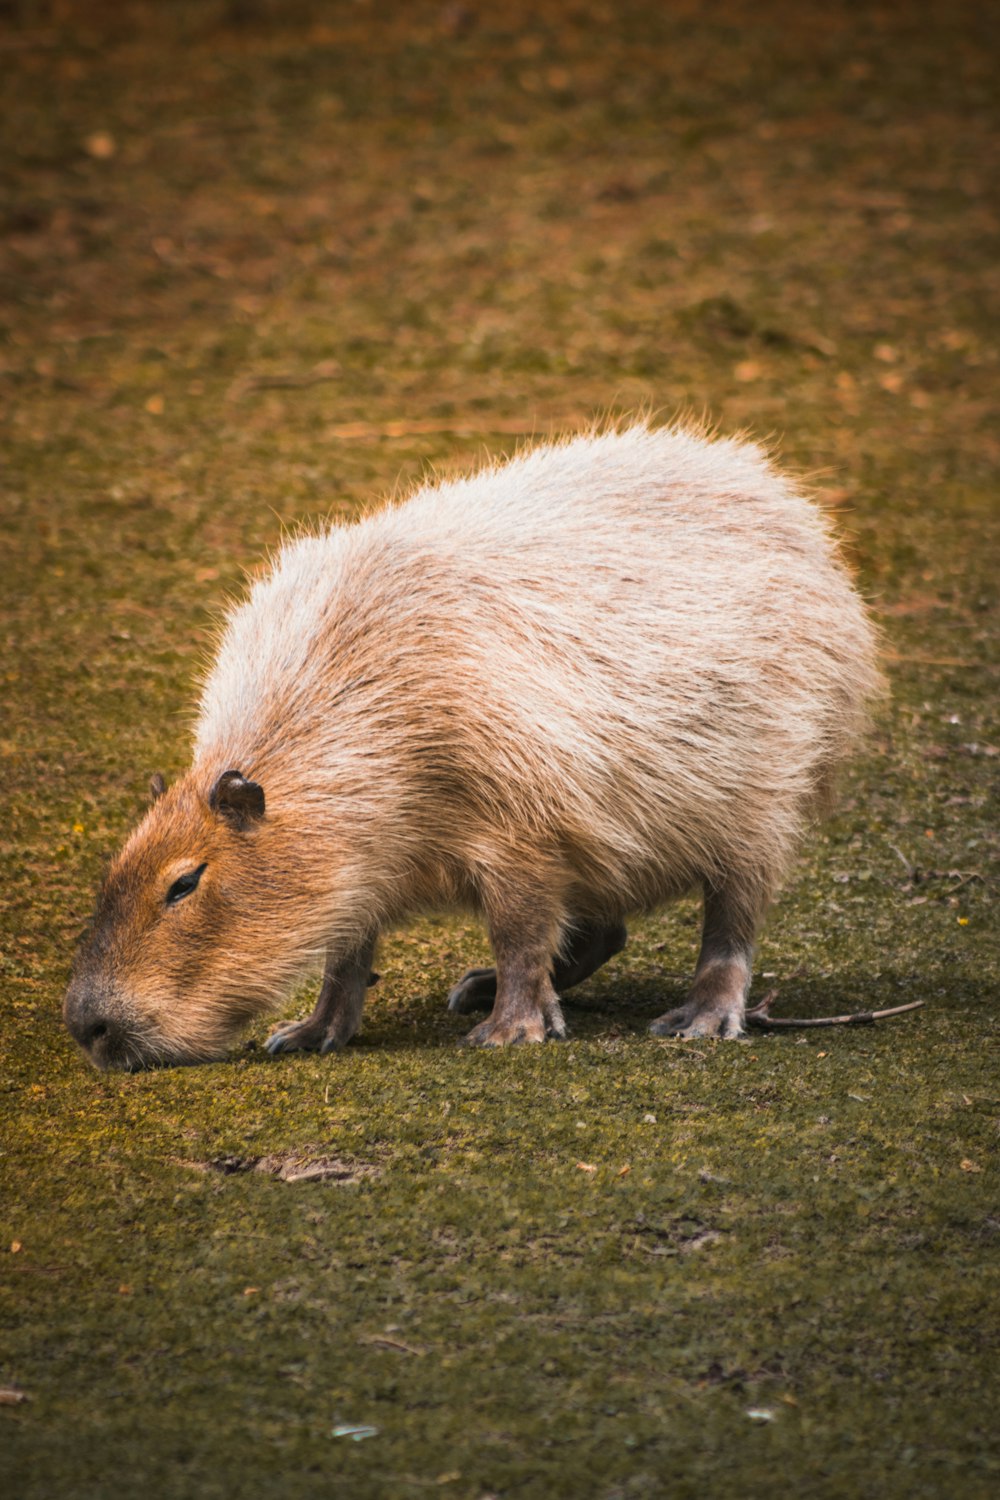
[264,1029,293,1055]
[265,1020,324,1054]
[462,1015,546,1047]
[648,1001,746,1039]
[462,999,567,1047]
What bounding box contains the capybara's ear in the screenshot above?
[149,772,167,803]
[209,769,265,828]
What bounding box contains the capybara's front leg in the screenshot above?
[266,936,377,1056]
[650,879,764,1039]
[462,892,567,1047]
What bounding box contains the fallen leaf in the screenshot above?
[960,1160,981,1173]
[145,394,165,415]
[576,1161,597,1173]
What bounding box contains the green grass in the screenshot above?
[1,2,998,1496]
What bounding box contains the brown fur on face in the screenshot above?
[64,773,313,1067]
[66,422,884,1067]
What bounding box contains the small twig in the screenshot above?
[228,364,342,397]
[888,843,915,877]
[745,988,925,1030]
[359,1333,425,1357]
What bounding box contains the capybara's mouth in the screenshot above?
[75,1023,156,1072]
[65,1004,224,1072]
[89,1041,227,1072]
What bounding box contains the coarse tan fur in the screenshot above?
[64,422,883,1069]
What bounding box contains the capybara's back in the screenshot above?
[65,423,883,1068]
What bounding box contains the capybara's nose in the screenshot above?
[63,985,122,1067]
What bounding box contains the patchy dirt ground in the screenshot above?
[1,2,998,1497]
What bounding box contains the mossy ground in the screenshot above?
[1,3,998,1496]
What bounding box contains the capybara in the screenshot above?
[64,423,882,1069]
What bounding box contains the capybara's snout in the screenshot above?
[63,977,139,1071]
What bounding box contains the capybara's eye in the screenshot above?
[165,864,207,907]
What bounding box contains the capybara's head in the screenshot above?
[64,769,296,1070]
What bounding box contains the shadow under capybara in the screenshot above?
[64,423,883,1069]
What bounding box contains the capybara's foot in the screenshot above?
[462,996,567,1047]
[649,996,745,1039]
[447,967,498,1013]
[265,947,375,1058]
[462,1015,546,1046]
[265,1017,346,1056]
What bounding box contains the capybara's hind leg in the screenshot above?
[462,891,567,1047]
[650,880,765,1040]
[556,920,628,988]
[448,920,627,1014]
[446,965,497,1014]
[266,937,376,1055]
